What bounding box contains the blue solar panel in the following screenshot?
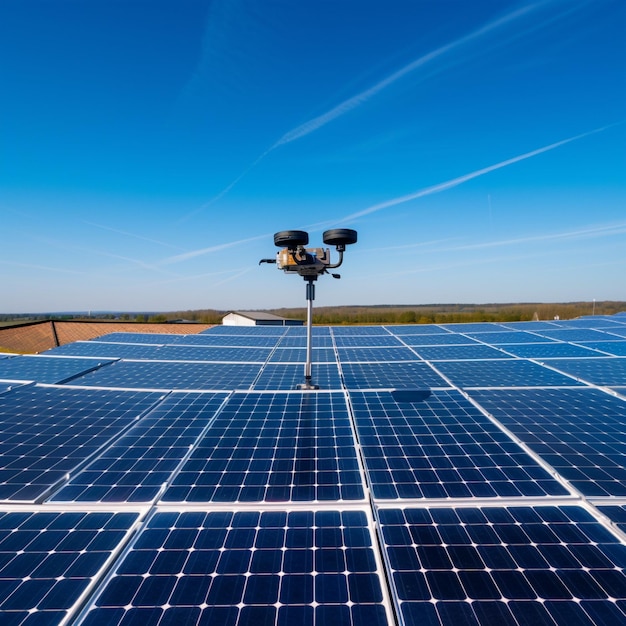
[70,360,262,390]
[0,355,115,384]
[334,335,404,347]
[269,347,337,362]
[152,345,272,362]
[433,358,584,387]
[500,342,600,358]
[0,386,164,502]
[467,388,626,496]
[546,357,626,386]
[350,390,568,499]
[162,392,364,503]
[341,361,448,390]
[176,334,281,347]
[412,345,509,360]
[0,510,139,623]
[440,323,507,333]
[93,333,177,344]
[535,328,618,342]
[398,333,481,346]
[386,325,450,335]
[577,341,626,356]
[277,335,334,347]
[338,347,418,362]
[598,504,626,533]
[51,392,228,503]
[45,341,161,359]
[379,505,626,626]
[467,331,554,344]
[79,509,390,626]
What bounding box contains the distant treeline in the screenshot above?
[3,301,624,326]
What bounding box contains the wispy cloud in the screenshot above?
[340,125,614,222]
[187,0,568,214]
[161,232,271,265]
[83,221,184,251]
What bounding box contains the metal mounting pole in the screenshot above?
[297,278,319,390]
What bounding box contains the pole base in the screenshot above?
[296,378,320,390]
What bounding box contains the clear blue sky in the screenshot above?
[1,0,625,313]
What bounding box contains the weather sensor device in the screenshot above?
[260,228,357,389]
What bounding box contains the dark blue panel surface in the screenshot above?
[466,331,554,344]
[69,360,262,390]
[500,343,599,358]
[162,392,364,503]
[396,333,480,346]
[386,325,450,335]
[0,510,138,623]
[468,388,626,496]
[338,347,418,362]
[152,345,272,362]
[51,392,228,503]
[341,361,447,390]
[380,506,626,626]
[334,335,403,347]
[0,355,114,384]
[577,341,626,356]
[350,390,567,500]
[81,509,389,626]
[545,357,626,386]
[434,359,584,387]
[535,329,617,342]
[0,386,164,501]
[413,345,508,360]
[269,348,337,362]
[45,341,161,359]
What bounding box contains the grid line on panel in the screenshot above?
[378,505,626,626]
[51,392,230,504]
[467,388,626,497]
[340,361,448,390]
[162,392,365,504]
[543,357,626,386]
[78,508,391,626]
[349,390,568,500]
[252,363,342,390]
[0,386,165,502]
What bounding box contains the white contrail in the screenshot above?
[186,0,558,215]
[83,221,184,250]
[272,3,542,147]
[340,125,613,222]
[162,232,271,265]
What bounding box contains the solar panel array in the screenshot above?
[1,315,626,625]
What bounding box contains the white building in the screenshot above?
[222,311,304,327]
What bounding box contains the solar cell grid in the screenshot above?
[253,363,342,390]
[341,361,448,390]
[440,323,507,333]
[277,335,334,347]
[500,342,600,358]
[467,388,626,496]
[349,390,568,500]
[162,392,364,503]
[0,355,115,384]
[152,345,272,362]
[338,347,418,362]
[51,392,228,503]
[433,358,584,387]
[545,357,626,386]
[44,341,161,359]
[0,510,139,624]
[80,508,390,626]
[378,505,626,626]
[0,385,164,502]
[174,334,281,347]
[94,333,178,344]
[535,328,616,342]
[412,344,508,360]
[334,335,403,347]
[577,341,626,356]
[386,325,450,335]
[69,360,262,390]
[398,333,481,346]
[466,331,550,344]
[202,326,287,335]
[269,347,337,362]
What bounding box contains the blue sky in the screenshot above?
[1,0,625,313]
